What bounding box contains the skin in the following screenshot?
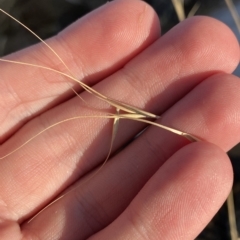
[0,0,239,239]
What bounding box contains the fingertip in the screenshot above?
[60,0,161,49]
[55,0,161,81]
[150,141,233,239]
[169,16,239,74]
[159,141,233,239]
[90,141,233,240]
[114,0,161,36]
[175,141,233,200]
[163,72,240,151]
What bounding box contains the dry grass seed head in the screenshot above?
[0,5,199,223]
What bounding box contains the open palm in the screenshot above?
[0,0,239,239]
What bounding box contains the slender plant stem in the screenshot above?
[225,0,240,32]
[227,190,239,240]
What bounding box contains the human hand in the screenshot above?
[0,0,239,239]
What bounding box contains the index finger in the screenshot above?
[0,0,160,141]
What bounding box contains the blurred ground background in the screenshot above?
[0,0,240,239]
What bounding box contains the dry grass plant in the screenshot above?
[225,0,240,32]
[227,190,239,240]
[0,6,200,223]
[0,0,239,235]
[171,0,200,22]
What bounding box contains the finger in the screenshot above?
[0,16,238,221]
[161,73,240,151]
[0,0,160,140]
[21,142,233,240]
[21,73,240,238]
[89,142,233,240]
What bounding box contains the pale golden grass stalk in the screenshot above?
[225,0,240,32]
[171,0,200,22]
[171,0,185,21]
[0,7,201,222]
[0,1,239,234]
[227,190,239,240]
[188,1,200,18]
[0,8,200,160]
